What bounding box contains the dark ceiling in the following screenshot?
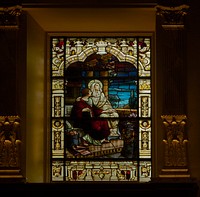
[0,0,191,8]
[1,0,157,8]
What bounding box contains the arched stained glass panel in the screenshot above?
[50,36,152,182]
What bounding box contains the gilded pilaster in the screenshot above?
[156,1,189,114]
[156,0,190,179]
[0,4,25,182]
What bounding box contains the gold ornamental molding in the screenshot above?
[0,115,24,182]
[156,4,190,30]
[0,5,22,30]
[159,115,190,179]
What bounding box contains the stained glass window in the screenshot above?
[50,36,152,182]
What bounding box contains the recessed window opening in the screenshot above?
[50,35,152,182]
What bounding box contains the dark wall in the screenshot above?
[0,30,17,115]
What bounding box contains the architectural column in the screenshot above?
[156,1,190,179]
[0,4,24,182]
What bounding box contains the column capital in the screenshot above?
[0,4,22,30]
[156,4,190,30]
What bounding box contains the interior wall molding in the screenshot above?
[19,0,157,8]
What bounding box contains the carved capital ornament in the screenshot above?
[159,115,190,178]
[0,5,22,30]
[156,4,189,30]
[0,116,24,182]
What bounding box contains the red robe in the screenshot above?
[71,98,110,140]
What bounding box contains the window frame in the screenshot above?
[46,32,156,182]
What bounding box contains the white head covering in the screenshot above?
[88,79,103,91]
